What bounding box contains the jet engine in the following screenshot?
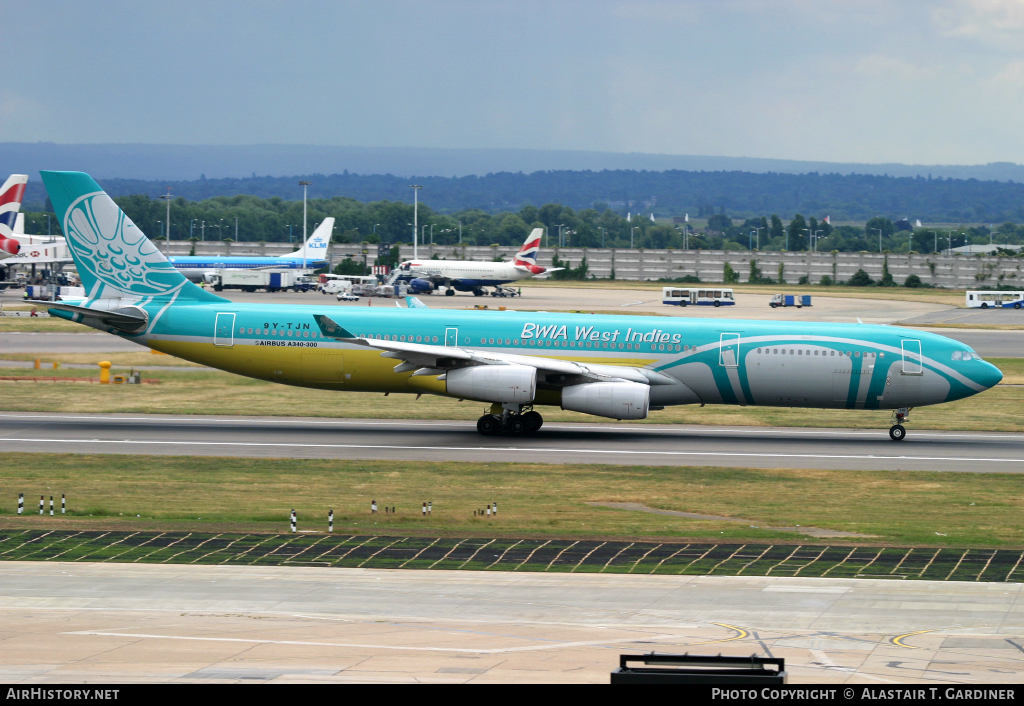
[561,381,649,420]
[409,278,434,293]
[446,365,536,403]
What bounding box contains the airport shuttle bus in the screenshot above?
[31,171,1004,443]
[662,287,735,307]
[966,291,1024,309]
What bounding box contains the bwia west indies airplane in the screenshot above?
[34,171,1002,440]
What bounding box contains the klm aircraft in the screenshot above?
[34,171,1002,441]
[168,218,333,282]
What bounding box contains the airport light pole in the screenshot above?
[430,224,435,246]
[630,227,637,249]
[299,181,311,270]
[600,227,606,247]
[201,221,205,242]
[873,228,883,254]
[158,188,172,255]
[410,185,422,260]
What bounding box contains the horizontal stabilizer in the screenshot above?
[28,300,148,333]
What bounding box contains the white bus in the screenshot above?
[966,290,1024,309]
[662,287,735,307]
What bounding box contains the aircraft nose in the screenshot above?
[979,361,1003,389]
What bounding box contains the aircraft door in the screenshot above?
[719,333,740,368]
[214,313,235,347]
[445,327,459,347]
[901,339,923,375]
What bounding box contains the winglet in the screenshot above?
[857,317,864,324]
[313,314,359,341]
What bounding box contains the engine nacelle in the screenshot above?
[446,365,536,403]
[561,382,649,420]
[409,278,434,293]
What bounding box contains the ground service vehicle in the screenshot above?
[205,269,300,292]
[966,291,1024,309]
[769,294,812,308]
[32,171,1003,444]
[662,288,735,307]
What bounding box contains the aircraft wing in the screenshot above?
[313,314,676,385]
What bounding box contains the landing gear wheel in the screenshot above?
[889,424,906,441]
[522,411,543,432]
[473,289,484,297]
[509,418,527,434]
[445,288,455,296]
[477,415,500,435]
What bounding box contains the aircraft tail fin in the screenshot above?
[40,171,224,303]
[512,228,542,266]
[284,217,334,259]
[0,174,27,256]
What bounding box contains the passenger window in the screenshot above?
[855,351,860,357]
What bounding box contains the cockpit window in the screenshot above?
[952,351,962,361]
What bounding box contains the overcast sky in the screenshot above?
[3,0,1023,165]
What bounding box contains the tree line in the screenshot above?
[20,192,1024,255]
[20,168,1024,223]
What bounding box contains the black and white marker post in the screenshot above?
[49,496,53,516]
[61,494,65,514]
[328,509,334,533]
[422,502,426,517]
[371,500,377,514]
[428,501,432,515]
[39,495,43,515]
[493,502,497,516]
[18,493,23,515]
[290,509,297,533]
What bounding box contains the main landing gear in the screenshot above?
[888,407,911,441]
[476,404,543,436]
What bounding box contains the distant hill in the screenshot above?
[3,142,1023,183]
[15,167,1024,223]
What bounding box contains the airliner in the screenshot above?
[34,171,1002,441]
[391,228,561,295]
[168,218,333,281]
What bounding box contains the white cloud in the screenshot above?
[933,0,1024,42]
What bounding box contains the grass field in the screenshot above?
[0,352,203,368]
[2,360,1022,430]
[0,316,88,333]
[1,453,1022,549]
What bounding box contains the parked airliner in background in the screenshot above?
[169,218,333,281]
[34,171,1002,441]
[389,228,562,296]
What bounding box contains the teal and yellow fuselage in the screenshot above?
[53,301,1004,411]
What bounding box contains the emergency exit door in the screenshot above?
[214,313,235,347]
[719,333,740,367]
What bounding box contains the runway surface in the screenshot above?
[2,412,1022,473]
[2,561,1021,683]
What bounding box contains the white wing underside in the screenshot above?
[344,336,676,386]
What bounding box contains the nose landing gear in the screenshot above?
[476,405,543,436]
[889,407,911,441]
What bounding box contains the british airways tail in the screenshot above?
[0,174,27,256]
[39,171,223,302]
[512,227,561,275]
[284,217,334,260]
